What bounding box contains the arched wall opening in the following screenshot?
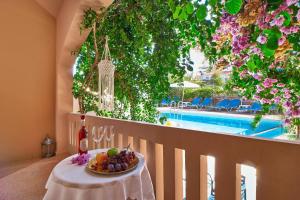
[55,0,112,154]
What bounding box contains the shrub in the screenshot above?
[181,86,224,101]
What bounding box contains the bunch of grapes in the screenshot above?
[102,150,136,172]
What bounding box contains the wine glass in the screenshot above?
[106,126,115,147]
[92,126,105,150]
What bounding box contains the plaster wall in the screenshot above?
[0,0,56,165]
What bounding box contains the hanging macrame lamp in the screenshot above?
[98,36,115,111]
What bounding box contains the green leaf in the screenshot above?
[267,0,282,3]
[159,116,167,125]
[173,6,182,19]
[179,9,188,20]
[225,0,243,15]
[261,45,275,57]
[185,3,194,15]
[263,28,282,50]
[247,59,256,71]
[266,35,279,50]
[168,0,175,11]
[209,0,217,6]
[196,5,207,21]
[267,0,283,10]
[279,11,291,26]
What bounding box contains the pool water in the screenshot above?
[160,111,285,138]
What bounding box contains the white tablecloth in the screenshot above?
[43,149,155,200]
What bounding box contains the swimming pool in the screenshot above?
[160,111,285,139]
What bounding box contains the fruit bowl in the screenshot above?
[86,148,139,175]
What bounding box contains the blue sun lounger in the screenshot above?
[226,99,241,111]
[198,97,213,109]
[160,98,169,107]
[209,99,230,110]
[186,97,202,108]
[238,102,262,113]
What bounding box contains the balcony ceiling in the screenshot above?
[35,0,112,18]
[35,0,63,18]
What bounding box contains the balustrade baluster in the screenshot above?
[215,158,236,200]
[175,148,183,200]
[163,145,175,200]
[185,149,200,200]
[155,143,163,200]
[117,134,123,149]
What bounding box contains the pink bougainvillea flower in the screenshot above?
[292,109,300,117]
[283,88,292,99]
[261,98,272,104]
[270,88,279,95]
[290,26,300,34]
[286,0,298,6]
[283,89,292,99]
[256,85,264,93]
[232,35,250,54]
[284,118,291,126]
[283,88,290,94]
[212,34,220,42]
[278,36,286,46]
[257,35,267,44]
[297,9,300,22]
[239,70,248,78]
[252,73,262,80]
[280,27,291,35]
[285,109,292,116]
[296,100,300,106]
[253,95,260,100]
[265,14,272,23]
[271,78,278,83]
[273,96,281,104]
[284,92,291,97]
[262,79,272,88]
[233,60,244,67]
[286,8,293,15]
[283,101,292,108]
[251,47,261,54]
[262,78,277,88]
[277,83,285,87]
[257,19,269,29]
[274,16,285,26]
[278,3,288,10]
[269,63,276,69]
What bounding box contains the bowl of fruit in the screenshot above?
[87,146,139,175]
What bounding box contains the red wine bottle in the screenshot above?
[78,115,88,154]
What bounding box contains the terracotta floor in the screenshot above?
[0,154,66,200]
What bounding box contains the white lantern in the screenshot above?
[98,36,115,111]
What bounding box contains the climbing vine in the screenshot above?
[73,1,193,123]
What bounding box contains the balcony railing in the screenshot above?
[68,113,300,200]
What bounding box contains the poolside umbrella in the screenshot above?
[170,81,200,101]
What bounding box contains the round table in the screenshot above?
[43,149,155,200]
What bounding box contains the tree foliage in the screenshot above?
[74,0,300,131]
[73,0,193,122]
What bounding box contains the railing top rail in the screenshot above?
[69,112,300,147]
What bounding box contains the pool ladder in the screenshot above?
[169,106,183,121]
